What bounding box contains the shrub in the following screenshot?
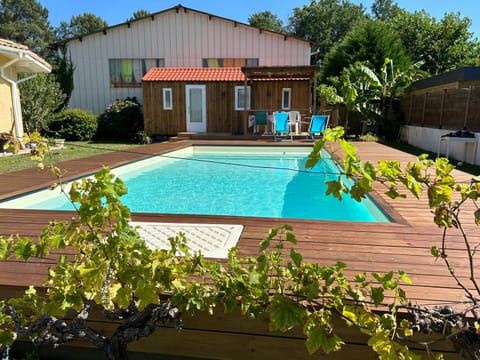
[96,97,143,141]
[47,109,98,141]
[19,73,66,133]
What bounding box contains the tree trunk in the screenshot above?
[106,338,128,360]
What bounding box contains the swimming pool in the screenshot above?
[0,146,390,222]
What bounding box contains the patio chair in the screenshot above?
[273,111,292,141]
[288,111,301,134]
[254,111,269,134]
[307,114,329,140]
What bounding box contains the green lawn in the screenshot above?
[0,141,139,174]
[381,139,480,176]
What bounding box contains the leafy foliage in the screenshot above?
[18,73,66,134]
[323,58,426,137]
[389,10,479,74]
[329,62,382,134]
[96,98,143,141]
[370,0,402,22]
[47,109,98,141]
[0,0,53,56]
[55,12,107,40]
[130,9,151,21]
[248,11,285,33]
[52,47,75,108]
[321,19,411,82]
[287,0,367,64]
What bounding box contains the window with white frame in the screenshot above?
[235,86,251,111]
[163,88,172,110]
[109,58,164,88]
[282,88,291,110]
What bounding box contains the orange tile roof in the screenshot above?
[143,67,245,82]
[0,38,29,51]
[0,38,51,72]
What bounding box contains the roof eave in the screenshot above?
[0,45,51,73]
[60,4,312,46]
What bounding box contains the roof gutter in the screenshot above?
[0,53,37,149]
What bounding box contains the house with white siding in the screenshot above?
[63,4,313,115]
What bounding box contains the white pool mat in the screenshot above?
[131,222,243,259]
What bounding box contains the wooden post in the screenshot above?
[312,71,317,114]
[243,77,248,135]
[463,85,472,129]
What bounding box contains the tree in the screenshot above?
[321,19,411,82]
[248,11,285,33]
[55,12,108,41]
[287,0,367,64]
[0,0,54,55]
[19,74,66,134]
[390,10,479,74]
[321,57,425,137]
[376,58,426,138]
[330,62,382,134]
[370,0,401,21]
[129,9,151,21]
[52,47,75,108]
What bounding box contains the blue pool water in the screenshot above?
[0,146,390,222]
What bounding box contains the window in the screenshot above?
[282,88,291,110]
[163,88,172,110]
[235,86,251,111]
[202,58,259,68]
[245,58,259,66]
[109,58,164,88]
[202,58,224,67]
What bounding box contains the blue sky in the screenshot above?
[38,0,480,39]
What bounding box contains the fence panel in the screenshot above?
[423,92,443,128]
[402,85,480,131]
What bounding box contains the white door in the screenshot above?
[186,85,206,132]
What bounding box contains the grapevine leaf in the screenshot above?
[305,323,344,354]
[14,238,34,260]
[268,295,306,332]
[398,271,412,285]
[371,287,384,306]
[290,248,303,267]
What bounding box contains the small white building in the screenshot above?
[63,4,312,114]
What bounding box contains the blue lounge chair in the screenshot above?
[273,111,292,141]
[307,114,329,140]
[254,111,269,134]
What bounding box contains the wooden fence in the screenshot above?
[402,85,480,132]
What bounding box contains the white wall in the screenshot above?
[401,125,479,165]
[66,7,311,114]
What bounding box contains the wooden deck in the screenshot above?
[0,139,473,359]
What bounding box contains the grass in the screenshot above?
[382,139,480,176]
[0,141,139,174]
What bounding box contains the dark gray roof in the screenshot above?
[410,66,480,90]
